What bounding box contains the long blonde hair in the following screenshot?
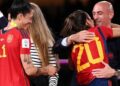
[29,3,54,66]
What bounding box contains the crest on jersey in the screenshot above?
[22,39,29,48]
[7,34,13,43]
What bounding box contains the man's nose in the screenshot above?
[93,14,99,20]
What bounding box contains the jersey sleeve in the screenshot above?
[19,29,30,54]
[100,26,113,39]
[20,38,30,54]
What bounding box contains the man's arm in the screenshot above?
[92,61,120,78]
[111,23,120,37]
[67,30,95,45]
[53,30,95,53]
[111,23,120,28]
[20,54,57,76]
[112,28,120,37]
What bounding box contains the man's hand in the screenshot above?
[86,19,94,28]
[92,61,116,78]
[67,30,95,45]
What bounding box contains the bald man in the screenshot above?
[92,1,120,86]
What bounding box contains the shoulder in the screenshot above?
[16,29,29,38]
[111,23,120,28]
[88,26,97,32]
[98,26,113,38]
[99,26,112,31]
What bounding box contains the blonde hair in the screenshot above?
[29,2,54,66]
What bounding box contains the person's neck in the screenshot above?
[105,24,111,28]
[10,20,18,27]
[10,19,22,29]
[102,22,111,28]
[5,20,20,30]
[106,21,112,28]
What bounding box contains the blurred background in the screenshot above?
[0,0,120,86]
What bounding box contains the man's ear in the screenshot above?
[109,11,114,19]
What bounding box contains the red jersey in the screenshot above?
[71,26,113,85]
[0,28,30,86]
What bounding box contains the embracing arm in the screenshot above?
[92,62,120,78]
[112,28,120,37]
[20,54,49,76]
[53,30,95,53]
[20,54,38,76]
[111,23,120,37]
[67,30,95,44]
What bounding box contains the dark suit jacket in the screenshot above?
[0,16,8,29]
[53,37,73,59]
